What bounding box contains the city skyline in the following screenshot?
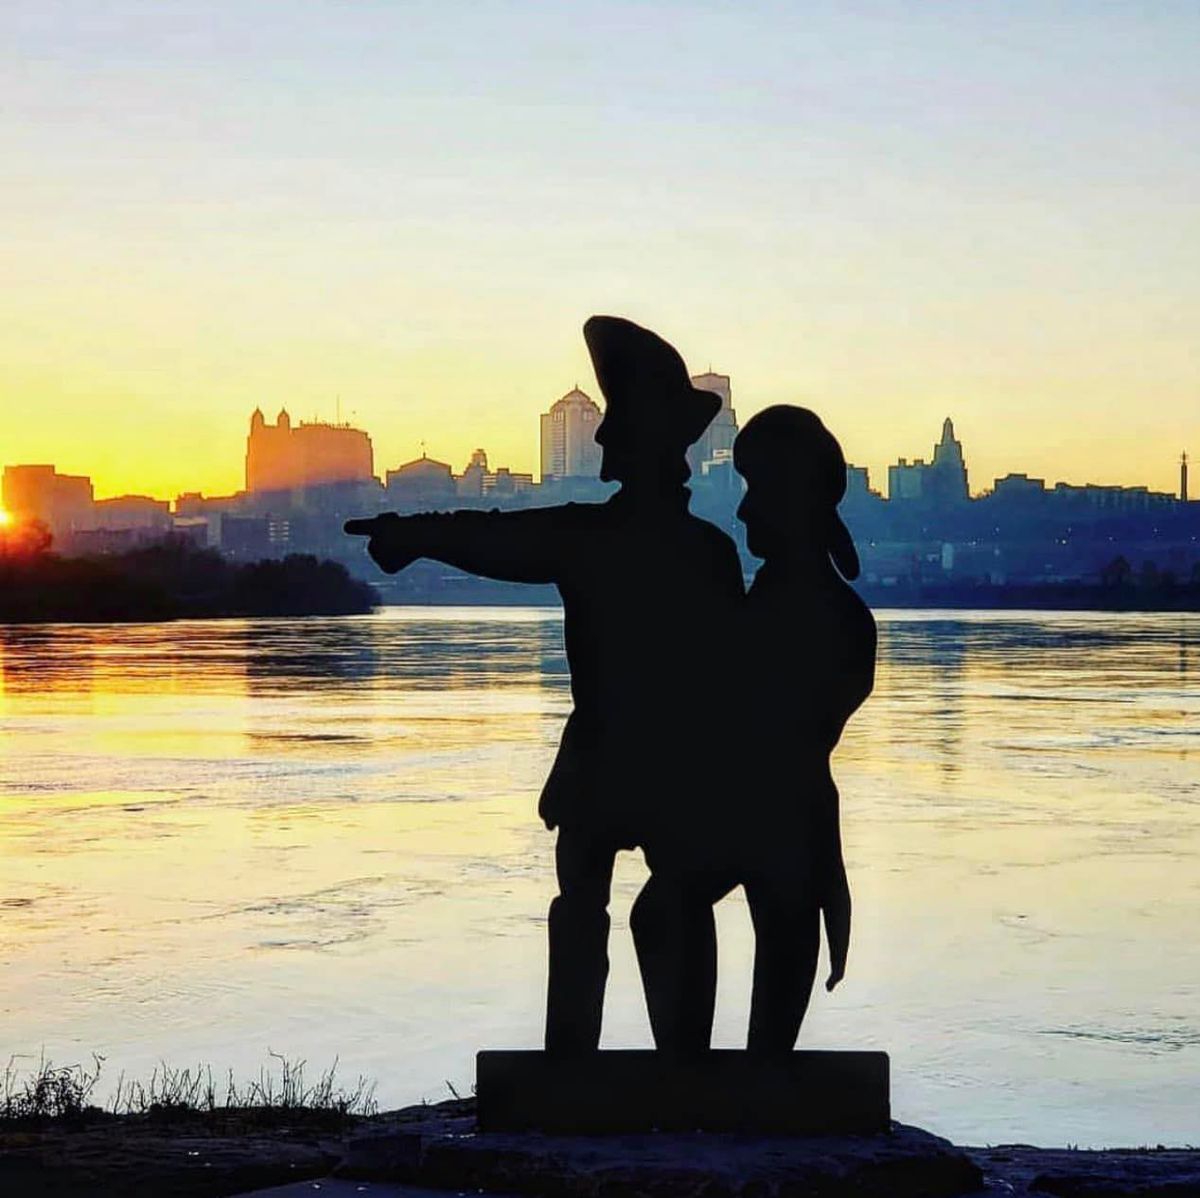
[2,341,1196,505]
[3,351,1194,504]
[2,399,1189,513]
[2,3,1197,501]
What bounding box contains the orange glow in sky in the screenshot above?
[1,3,1196,501]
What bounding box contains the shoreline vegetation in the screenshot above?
[4,536,1199,620]
[0,538,375,623]
[855,577,1200,612]
[1,1056,1197,1198]
[2,1052,378,1126]
[1,1053,377,1197]
[372,561,1200,613]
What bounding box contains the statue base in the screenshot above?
[476,1049,889,1134]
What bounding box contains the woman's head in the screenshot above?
[733,405,860,579]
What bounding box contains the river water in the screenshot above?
[1,608,1197,1146]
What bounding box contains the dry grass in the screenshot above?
[2,1050,377,1127]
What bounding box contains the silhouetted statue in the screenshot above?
[632,405,876,1055]
[346,316,744,1053]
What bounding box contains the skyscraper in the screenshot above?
[888,418,970,504]
[687,372,737,475]
[539,388,602,480]
[929,417,970,504]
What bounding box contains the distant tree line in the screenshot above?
[856,556,1200,612]
[1099,554,1200,590]
[0,531,376,623]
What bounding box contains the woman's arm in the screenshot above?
[814,783,851,991]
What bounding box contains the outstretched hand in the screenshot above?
[344,513,419,574]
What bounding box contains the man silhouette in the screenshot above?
[346,316,744,1053]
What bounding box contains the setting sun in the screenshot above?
[0,509,12,527]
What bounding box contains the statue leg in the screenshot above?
[631,868,733,1057]
[545,827,617,1054]
[744,876,820,1054]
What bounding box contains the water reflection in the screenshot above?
[1,624,99,696]
[0,608,1197,1147]
[877,619,968,777]
[237,610,568,695]
[240,618,381,692]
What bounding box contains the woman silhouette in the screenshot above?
[732,405,876,1051]
[633,405,876,1055]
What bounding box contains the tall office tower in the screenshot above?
[1182,452,1190,503]
[687,371,738,475]
[1,464,95,539]
[539,388,602,480]
[888,418,970,504]
[245,408,375,493]
[928,417,970,504]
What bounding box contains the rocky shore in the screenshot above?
[2,1098,1197,1197]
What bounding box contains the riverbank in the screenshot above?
[0,540,375,622]
[2,1099,1197,1197]
[855,578,1200,612]
[368,565,1200,611]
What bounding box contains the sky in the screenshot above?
[1,1,1197,500]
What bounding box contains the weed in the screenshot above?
[2,1052,104,1121]
[2,1050,377,1126]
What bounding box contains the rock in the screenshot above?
[971,1145,1200,1198]
[0,1117,339,1197]
[337,1099,984,1197]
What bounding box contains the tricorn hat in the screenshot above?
[583,315,720,448]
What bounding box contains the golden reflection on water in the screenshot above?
[1,608,1198,1146]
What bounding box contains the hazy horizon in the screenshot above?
[3,1,1196,500]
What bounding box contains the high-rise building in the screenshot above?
[1,464,95,539]
[687,372,737,474]
[245,408,375,493]
[887,457,928,501]
[1182,452,1189,503]
[888,418,970,504]
[929,417,969,504]
[539,388,602,480]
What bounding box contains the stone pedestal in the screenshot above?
[476,1049,890,1134]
